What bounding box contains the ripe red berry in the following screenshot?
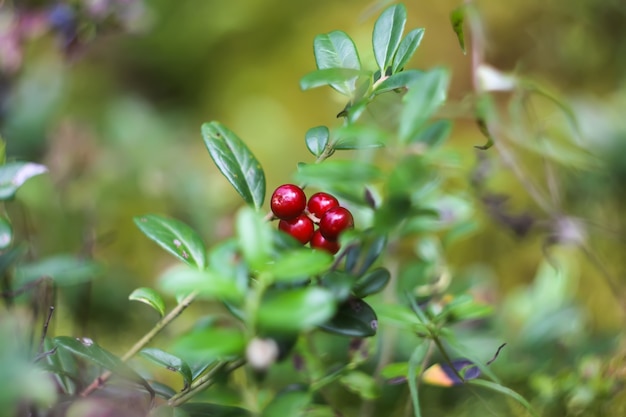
[271,184,306,220]
[279,214,314,244]
[310,230,340,254]
[307,192,339,219]
[319,207,354,241]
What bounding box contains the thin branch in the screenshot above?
[38,306,55,354]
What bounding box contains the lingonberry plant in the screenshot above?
[6,2,603,416]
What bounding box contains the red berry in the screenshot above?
[279,214,314,244]
[307,192,339,219]
[271,184,306,220]
[319,207,354,241]
[310,230,340,254]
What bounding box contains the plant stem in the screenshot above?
[80,290,199,397]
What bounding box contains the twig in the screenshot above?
[38,306,55,354]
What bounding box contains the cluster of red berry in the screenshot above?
[270,184,354,254]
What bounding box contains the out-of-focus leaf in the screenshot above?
[340,371,380,399]
[408,341,429,417]
[313,31,361,96]
[0,216,12,249]
[180,402,252,417]
[268,249,333,283]
[129,287,166,317]
[392,28,425,73]
[320,270,355,302]
[449,6,466,54]
[295,160,383,189]
[375,303,428,333]
[319,298,377,337]
[300,68,364,91]
[468,379,539,417]
[262,388,311,417]
[150,383,177,400]
[333,124,389,150]
[173,328,246,363]
[441,294,493,322]
[202,121,266,210]
[375,70,423,95]
[353,267,390,298]
[410,119,452,148]
[381,362,409,384]
[236,207,273,271]
[15,255,101,287]
[134,214,208,269]
[158,265,243,302]
[258,288,336,333]
[140,348,192,389]
[0,162,47,200]
[373,4,407,73]
[305,126,329,158]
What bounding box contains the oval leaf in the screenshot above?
[410,119,452,148]
[202,121,266,210]
[0,162,48,200]
[262,388,311,417]
[158,264,244,302]
[313,31,361,96]
[173,328,246,363]
[320,270,355,302]
[236,207,273,271]
[181,403,252,417]
[340,371,380,399]
[353,267,390,298]
[373,4,407,73]
[15,255,101,287]
[300,68,364,91]
[129,287,166,317]
[268,249,333,283]
[305,126,330,158]
[140,348,192,389]
[0,216,12,249]
[295,160,383,189]
[258,288,336,333]
[374,70,424,95]
[319,298,378,337]
[392,28,425,73]
[134,214,208,269]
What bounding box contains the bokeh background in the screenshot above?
[2,0,626,415]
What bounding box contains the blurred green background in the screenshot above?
[2,0,626,415]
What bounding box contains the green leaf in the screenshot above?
[333,124,388,150]
[173,328,246,363]
[305,126,330,158]
[236,207,273,271]
[295,160,383,188]
[134,214,208,269]
[201,121,266,210]
[258,288,336,333]
[129,287,166,316]
[340,371,380,399]
[468,379,540,417]
[15,255,101,287]
[150,383,178,401]
[441,294,494,322]
[408,341,429,417]
[140,348,193,389]
[399,68,450,142]
[180,402,252,417]
[313,31,361,96]
[158,265,243,302]
[375,303,428,333]
[0,162,47,200]
[353,267,390,298]
[0,216,12,249]
[319,298,378,337]
[440,329,500,383]
[449,6,467,54]
[381,362,410,382]
[320,270,355,302]
[300,68,364,91]
[410,119,452,148]
[268,249,333,283]
[262,388,311,417]
[375,70,424,95]
[44,337,76,394]
[54,336,152,394]
[392,28,425,73]
[373,4,407,73]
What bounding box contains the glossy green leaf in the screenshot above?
[134,214,208,269]
[140,348,192,389]
[449,6,466,54]
[44,337,76,394]
[158,265,243,301]
[173,328,246,363]
[295,160,382,189]
[313,31,361,96]
[180,402,252,417]
[374,69,423,95]
[392,28,425,73]
[340,371,380,399]
[54,336,152,394]
[305,126,330,158]
[258,288,336,333]
[236,207,273,271]
[468,379,539,417]
[399,68,450,142]
[410,119,452,148]
[300,68,364,91]
[408,341,429,417]
[373,4,407,73]
[320,270,355,302]
[268,249,333,283]
[202,121,266,210]
[15,255,101,287]
[0,216,12,249]
[319,298,377,337]
[0,162,47,200]
[354,267,390,298]
[262,388,311,417]
[129,287,166,316]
